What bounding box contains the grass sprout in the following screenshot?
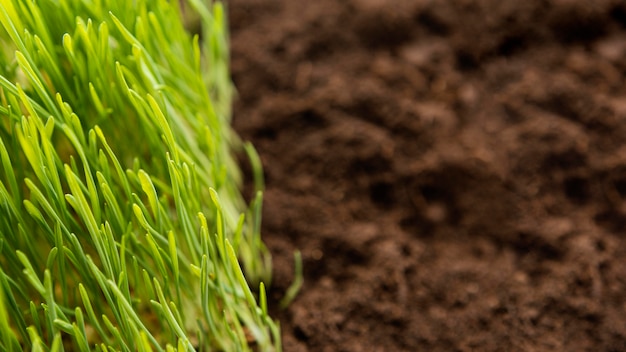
[0,0,278,350]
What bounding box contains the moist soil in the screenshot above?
[229,1,626,350]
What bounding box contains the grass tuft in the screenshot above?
[0,0,278,350]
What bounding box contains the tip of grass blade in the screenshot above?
[279,250,302,309]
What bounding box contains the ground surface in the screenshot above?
[229,1,626,350]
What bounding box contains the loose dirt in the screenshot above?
[230,1,626,350]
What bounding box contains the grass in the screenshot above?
[0,0,280,350]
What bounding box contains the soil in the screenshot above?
[229,1,626,351]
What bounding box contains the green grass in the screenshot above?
[0,0,279,350]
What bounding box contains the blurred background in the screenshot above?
[230,1,626,350]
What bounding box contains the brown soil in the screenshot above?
[229,1,626,351]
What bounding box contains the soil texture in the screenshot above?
[230,1,626,350]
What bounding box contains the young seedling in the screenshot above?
[0,0,278,350]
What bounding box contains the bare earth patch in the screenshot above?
[231,1,626,350]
